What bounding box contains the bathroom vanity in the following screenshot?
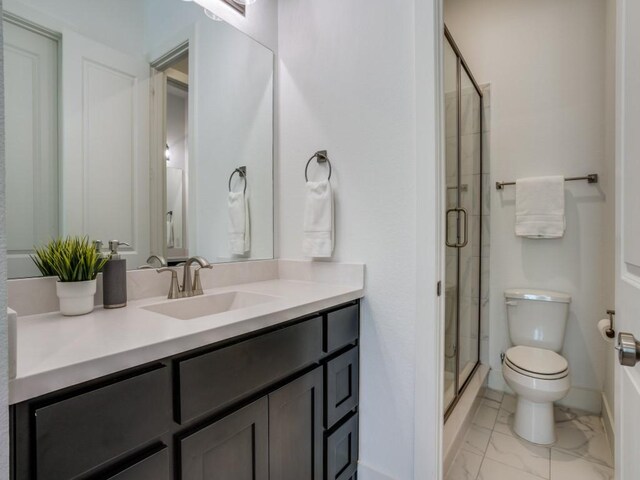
[8,262,363,480]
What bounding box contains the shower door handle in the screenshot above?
[445,208,468,248]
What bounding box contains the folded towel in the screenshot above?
[515,175,565,238]
[303,180,334,257]
[228,191,250,254]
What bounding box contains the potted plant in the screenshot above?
[31,236,110,316]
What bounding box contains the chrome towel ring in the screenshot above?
[228,166,247,194]
[305,150,332,182]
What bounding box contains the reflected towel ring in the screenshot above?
[228,166,247,194]
[305,150,332,182]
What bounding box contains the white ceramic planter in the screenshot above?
[56,280,97,316]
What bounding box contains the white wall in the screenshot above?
[445,0,615,412]
[278,1,441,478]
[0,3,9,476]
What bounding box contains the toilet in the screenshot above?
[502,289,571,445]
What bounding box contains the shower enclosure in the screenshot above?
[443,26,484,419]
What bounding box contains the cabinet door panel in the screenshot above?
[326,347,359,428]
[180,397,268,480]
[326,413,359,480]
[269,368,323,480]
[107,445,169,480]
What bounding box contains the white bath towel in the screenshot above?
[515,176,565,238]
[228,192,250,254]
[302,180,334,257]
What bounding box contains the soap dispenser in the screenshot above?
[103,240,129,309]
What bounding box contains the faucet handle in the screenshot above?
[192,264,212,296]
[157,267,181,299]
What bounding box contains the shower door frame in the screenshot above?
[444,25,484,421]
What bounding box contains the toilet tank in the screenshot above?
[505,289,571,352]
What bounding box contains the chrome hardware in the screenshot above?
[156,267,181,299]
[606,310,616,339]
[616,332,640,367]
[182,256,212,297]
[445,207,469,248]
[500,352,505,364]
[139,254,168,269]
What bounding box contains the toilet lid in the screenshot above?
[505,346,568,376]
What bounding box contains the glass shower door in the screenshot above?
[443,39,459,412]
[443,27,483,418]
[457,68,481,389]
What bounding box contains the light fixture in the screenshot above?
[203,7,223,21]
[165,144,171,162]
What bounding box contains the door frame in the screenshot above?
[413,0,447,479]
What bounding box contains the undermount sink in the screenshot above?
[142,291,278,320]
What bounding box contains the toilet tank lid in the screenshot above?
[504,289,571,303]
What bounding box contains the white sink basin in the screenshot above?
[142,291,278,320]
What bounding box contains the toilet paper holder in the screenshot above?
[605,309,616,339]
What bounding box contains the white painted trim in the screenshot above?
[357,462,396,480]
[602,391,615,457]
[413,0,444,478]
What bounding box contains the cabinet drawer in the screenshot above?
[106,445,170,480]
[325,347,359,429]
[326,413,359,480]
[35,365,171,480]
[324,304,359,354]
[177,317,323,423]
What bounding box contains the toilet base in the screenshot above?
[513,397,555,445]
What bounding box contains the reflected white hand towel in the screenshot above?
[228,192,250,254]
[515,176,565,238]
[302,180,334,257]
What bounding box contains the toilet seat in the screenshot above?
[505,346,569,380]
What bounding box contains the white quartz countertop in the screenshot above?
[10,278,363,404]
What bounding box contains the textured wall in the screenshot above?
[0,1,10,475]
[277,1,441,478]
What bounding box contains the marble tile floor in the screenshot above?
[446,388,614,480]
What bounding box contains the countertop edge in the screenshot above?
[9,287,364,405]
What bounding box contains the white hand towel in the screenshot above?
[228,192,250,254]
[303,180,334,257]
[515,175,565,238]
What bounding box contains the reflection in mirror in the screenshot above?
[3,0,274,279]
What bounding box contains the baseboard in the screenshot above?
[356,462,396,480]
[489,369,602,414]
[601,392,615,457]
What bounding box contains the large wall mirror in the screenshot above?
[3,0,274,279]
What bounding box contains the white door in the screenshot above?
[615,0,640,478]
[61,30,151,269]
[3,20,59,278]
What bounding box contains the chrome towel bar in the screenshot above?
[495,173,598,190]
[228,166,247,194]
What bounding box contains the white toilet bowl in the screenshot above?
[502,345,570,445]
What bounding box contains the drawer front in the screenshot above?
[107,445,170,480]
[35,365,171,480]
[324,304,359,354]
[178,317,323,423]
[326,413,359,480]
[325,347,359,429]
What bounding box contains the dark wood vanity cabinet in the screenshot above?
[11,300,361,480]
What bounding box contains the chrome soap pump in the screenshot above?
[102,240,129,309]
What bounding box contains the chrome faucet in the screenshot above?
[182,256,212,297]
[156,256,212,299]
